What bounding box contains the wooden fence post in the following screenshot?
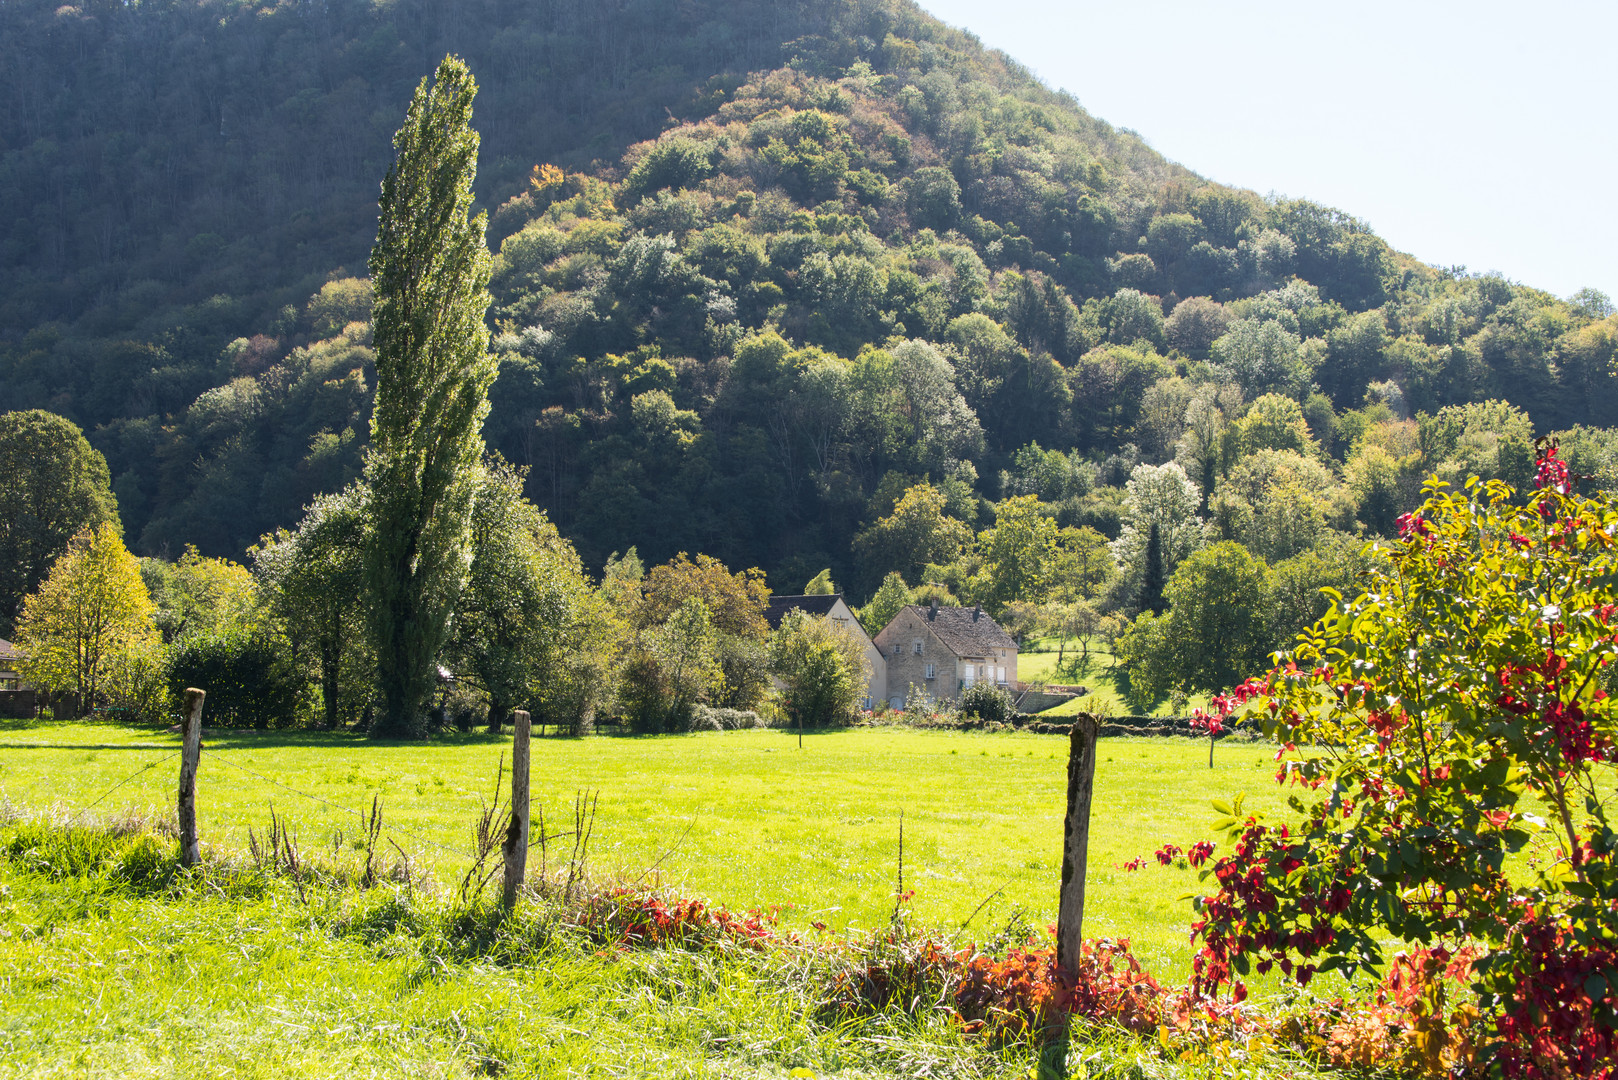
[1057,713,1099,973]
[177,687,205,867]
[501,709,532,909]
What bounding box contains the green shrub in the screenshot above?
[959,682,1013,724]
[167,627,302,729]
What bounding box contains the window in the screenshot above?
[912,640,923,655]
[892,643,902,656]
[925,664,935,680]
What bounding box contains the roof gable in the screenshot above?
[884,605,1017,657]
[763,593,844,628]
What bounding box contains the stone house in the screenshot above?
[872,602,1018,709]
[762,593,887,709]
[0,637,40,719]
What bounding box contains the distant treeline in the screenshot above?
[2,0,1615,602]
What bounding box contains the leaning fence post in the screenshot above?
[501,709,532,909]
[1043,712,1099,1076]
[1057,713,1100,972]
[177,687,205,867]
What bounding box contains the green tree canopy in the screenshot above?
[974,494,1059,613]
[0,410,119,634]
[14,524,158,716]
[769,607,871,728]
[451,459,598,732]
[253,483,371,731]
[857,571,912,635]
[853,483,972,590]
[1117,540,1270,701]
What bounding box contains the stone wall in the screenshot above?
[873,616,956,706]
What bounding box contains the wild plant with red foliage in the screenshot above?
[1188,445,1618,1077]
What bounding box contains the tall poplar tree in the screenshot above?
[364,56,495,738]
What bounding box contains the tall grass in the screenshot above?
[0,813,1339,1079]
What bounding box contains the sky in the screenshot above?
[917,0,1616,303]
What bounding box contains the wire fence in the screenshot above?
[68,751,181,822]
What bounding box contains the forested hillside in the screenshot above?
[4,0,1616,592]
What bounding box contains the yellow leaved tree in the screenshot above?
[15,524,160,717]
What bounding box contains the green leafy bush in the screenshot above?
[958,682,1012,724]
[167,628,302,729]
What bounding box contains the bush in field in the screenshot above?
[768,607,870,728]
[167,627,302,729]
[1196,449,1618,1075]
[689,706,760,731]
[958,682,1012,724]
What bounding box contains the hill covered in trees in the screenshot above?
[3,0,1616,593]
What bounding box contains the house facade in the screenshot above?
[762,593,887,708]
[872,602,1018,709]
[0,638,39,719]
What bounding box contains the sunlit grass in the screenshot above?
[0,718,1291,983]
[0,819,1342,1080]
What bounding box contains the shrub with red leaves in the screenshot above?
[1188,447,1618,1071]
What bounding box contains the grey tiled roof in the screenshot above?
[0,638,18,662]
[763,593,844,629]
[900,604,1016,656]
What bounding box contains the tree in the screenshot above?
[1048,525,1116,602]
[363,56,497,738]
[974,495,1059,614]
[0,410,119,634]
[1116,540,1268,702]
[1228,393,1316,459]
[630,597,724,732]
[253,484,370,731]
[1139,522,1166,615]
[1210,318,1306,399]
[450,459,594,733]
[633,553,771,714]
[803,569,836,595]
[143,546,263,644]
[635,553,770,638]
[769,607,870,728]
[1192,463,1618,1072]
[857,571,912,635]
[853,484,973,589]
[14,524,159,717]
[1112,461,1207,609]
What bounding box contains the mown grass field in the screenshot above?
[0,719,1287,980]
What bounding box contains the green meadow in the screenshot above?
[0,719,1286,980]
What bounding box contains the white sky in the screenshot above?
[917,0,1616,302]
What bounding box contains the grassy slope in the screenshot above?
[0,719,1288,981]
[1016,643,1209,718]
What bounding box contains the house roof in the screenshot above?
[763,593,845,630]
[896,604,1017,656]
[0,638,18,663]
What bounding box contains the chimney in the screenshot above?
[928,599,938,621]
[973,604,981,622]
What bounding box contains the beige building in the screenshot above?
[0,638,24,692]
[872,602,1018,709]
[763,594,887,709]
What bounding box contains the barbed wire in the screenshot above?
[70,752,181,822]
[206,754,474,860]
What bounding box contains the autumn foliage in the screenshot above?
[1191,446,1618,1077]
